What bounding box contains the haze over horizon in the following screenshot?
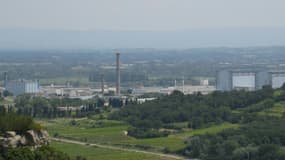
[1,0,285,49]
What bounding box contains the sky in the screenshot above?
[0,0,285,31]
[0,0,285,49]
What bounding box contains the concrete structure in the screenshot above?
[217,70,232,91]
[270,71,285,89]
[0,87,5,96]
[116,53,121,96]
[3,72,8,86]
[200,79,209,86]
[217,69,270,91]
[101,74,105,93]
[232,72,256,91]
[5,80,40,96]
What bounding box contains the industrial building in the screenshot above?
[270,71,285,89]
[5,80,40,96]
[217,69,285,91]
[41,85,95,99]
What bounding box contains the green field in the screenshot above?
[122,123,239,151]
[175,123,240,139]
[258,101,285,117]
[51,141,175,160]
[40,118,239,152]
[120,136,184,152]
[40,119,130,144]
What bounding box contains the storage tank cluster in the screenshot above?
[3,74,40,96]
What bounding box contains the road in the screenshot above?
[51,137,189,160]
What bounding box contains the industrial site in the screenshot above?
[2,1,285,159]
[2,52,285,106]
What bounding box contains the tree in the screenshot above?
[5,148,34,160]
[97,98,105,107]
[3,90,13,97]
[257,144,281,160]
[232,146,258,160]
[185,136,203,157]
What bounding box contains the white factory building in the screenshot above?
[217,69,285,91]
[270,71,285,89]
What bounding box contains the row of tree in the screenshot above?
[13,95,125,118]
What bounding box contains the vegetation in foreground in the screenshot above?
[40,118,240,153]
[108,86,285,159]
[0,112,42,134]
[5,85,285,159]
[0,146,71,160]
[0,109,74,160]
[51,141,176,160]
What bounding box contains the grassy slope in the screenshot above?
[258,101,285,117]
[175,123,240,139]
[40,119,239,152]
[121,123,239,151]
[41,119,130,143]
[51,141,174,160]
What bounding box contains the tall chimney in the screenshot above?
[101,74,105,94]
[182,76,185,93]
[116,53,121,95]
[4,72,8,86]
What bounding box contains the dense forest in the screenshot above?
[109,86,275,136]
[109,85,285,159]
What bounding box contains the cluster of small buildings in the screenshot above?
[41,84,94,99]
[131,84,215,96]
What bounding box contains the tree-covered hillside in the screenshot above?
[110,87,274,136]
[109,86,285,159]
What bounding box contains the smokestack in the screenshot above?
[4,72,8,86]
[182,76,185,93]
[116,53,121,96]
[101,74,105,94]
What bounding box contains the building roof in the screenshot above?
[6,79,38,83]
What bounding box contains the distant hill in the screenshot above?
[0,28,285,49]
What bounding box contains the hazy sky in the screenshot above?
[1,0,285,31]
